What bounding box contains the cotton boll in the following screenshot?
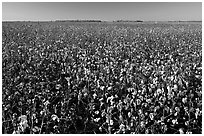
[157,88,162,94]
[110,119,114,126]
[174,84,178,91]
[179,128,184,134]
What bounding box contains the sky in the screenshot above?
[2,2,202,21]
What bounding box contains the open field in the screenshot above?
[2,21,202,134]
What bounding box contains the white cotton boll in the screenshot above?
[124,59,129,64]
[99,126,102,131]
[110,119,114,125]
[179,128,184,134]
[40,110,44,115]
[55,84,62,90]
[84,92,88,97]
[130,122,134,127]
[126,125,131,130]
[195,75,200,78]
[138,109,142,114]
[195,112,198,119]
[149,113,154,120]
[172,119,176,124]
[13,130,20,134]
[119,123,125,129]
[186,131,192,134]
[51,114,59,121]
[146,98,151,103]
[93,93,97,99]
[44,100,50,106]
[170,75,174,81]
[107,86,112,91]
[140,121,145,127]
[95,110,99,115]
[132,90,137,96]
[172,119,178,125]
[128,112,131,118]
[18,115,29,132]
[106,118,109,124]
[182,97,187,104]
[160,70,165,75]
[78,92,82,101]
[185,121,189,126]
[174,84,178,91]
[94,118,100,122]
[100,86,105,90]
[119,114,123,121]
[144,38,147,42]
[167,85,171,94]
[157,88,162,94]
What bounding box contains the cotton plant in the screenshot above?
[13,115,29,134]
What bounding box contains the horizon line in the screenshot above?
[2,19,202,22]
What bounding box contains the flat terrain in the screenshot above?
[2,21,202,134]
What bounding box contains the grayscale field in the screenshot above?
[2,2,202,134]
